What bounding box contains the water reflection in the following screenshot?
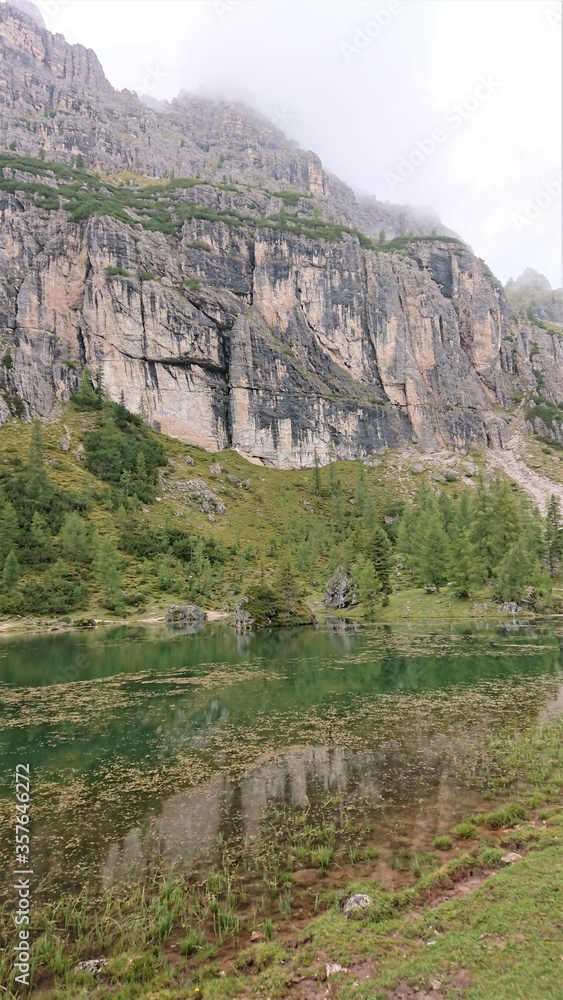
[0,622,562,894]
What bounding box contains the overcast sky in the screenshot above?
[29,0,563,287]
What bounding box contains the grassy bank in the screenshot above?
[1,711,562,998]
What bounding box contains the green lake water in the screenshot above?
[0,620,562,896]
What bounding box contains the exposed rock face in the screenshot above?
[0,2,561,467]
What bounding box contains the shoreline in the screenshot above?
[0,603,559,639]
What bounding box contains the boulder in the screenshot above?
[342,893,371,916]
[324,566,358,610]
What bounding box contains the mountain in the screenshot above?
[0,1,561,467]
[505,270,563,330]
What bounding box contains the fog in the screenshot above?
[29,0,563,287]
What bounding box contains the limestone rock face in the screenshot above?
[0,2,561,467]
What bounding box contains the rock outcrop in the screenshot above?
[0,2,561,467]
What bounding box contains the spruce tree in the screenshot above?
[95,535,122,610]
[30,512,54,563]
[546,495,562,574]
[356,556,379,619]
[418,512,450,591]
[60,512,91,564]
[2,550,19,590]
[494,537,536,603]
[0,502,19,563]
[364,526,392,593]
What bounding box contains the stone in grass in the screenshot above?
[74,958,107,976]
[500,851,523,864]
[342,893,371,916]
[59,437,70,452]
[326,962,348,977]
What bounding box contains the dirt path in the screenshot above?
[487,428,563,514]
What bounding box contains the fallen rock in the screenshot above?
[342,893,371,916]
[324,566,358,610]
[165,604,207,632]
[209,462,223,475]
[500,851,523,864]
[499,602,520,616]
[250,930,265,942]
[59,437,70,451]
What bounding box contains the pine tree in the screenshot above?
[448,493,481,597]
[95,535,122,610]
[356,556,379,619]
[545,495,562,574]
[60,512,91,564]
[0,502,19,563]
[418,512,450,591]
[30,512,54,563]
[494,537,537,603]
[2,550,19,590]
[24,421,52,509]
[275,557,303,608]
[364,526,392,593]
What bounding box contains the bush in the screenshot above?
[105,266,129,277]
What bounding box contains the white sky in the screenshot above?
[27,0,563,287]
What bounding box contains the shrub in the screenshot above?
[105,266,129,277]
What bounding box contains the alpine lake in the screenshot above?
[1,618,562,956]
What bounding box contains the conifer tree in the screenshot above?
[364,526,392,594]
[30,512,54,563]
[545,495,562,574]
[2,550,19,590]
[0,502,19,564]
[60,512,91,564]
[494,537,537,603]
[418,511,450,591]
[356,555,379,619]
[95,535,122,610]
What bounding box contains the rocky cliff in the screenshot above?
[0,1,560,466]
